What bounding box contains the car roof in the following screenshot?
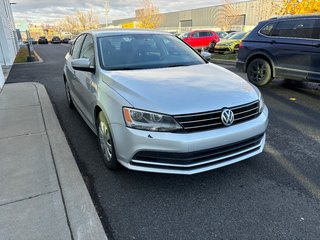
[263,14,320,24]
[85,28,171,37]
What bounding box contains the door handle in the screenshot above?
[271,40,277,44]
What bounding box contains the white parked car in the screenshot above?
[63,29,268,175]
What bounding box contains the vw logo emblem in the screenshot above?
[221,109,234,126]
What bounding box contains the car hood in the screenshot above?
[217,39,240,45]
[103,63,259,115]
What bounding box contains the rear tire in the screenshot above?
[97,112,120,170]
[247,58,273,86]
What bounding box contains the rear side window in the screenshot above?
[192,32,200,38]
[199,32,212,37]
[314,20,320,39]
[272,19,317,39]
[260,23,276,36]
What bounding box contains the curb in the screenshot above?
[33,50,44,63]
[31,82,108,240]
[14,50,43,65]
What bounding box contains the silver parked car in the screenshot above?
[63,29,268,175]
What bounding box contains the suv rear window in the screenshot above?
[272,19,317,39]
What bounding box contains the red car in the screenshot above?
[179,30,220,53]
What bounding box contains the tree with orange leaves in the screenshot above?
[136,0,163,29]
[274,0,320,15]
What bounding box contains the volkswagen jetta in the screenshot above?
[63,29,268,175]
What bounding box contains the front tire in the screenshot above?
[208,42,216,53]
[247,58,273,86]
[234,44,240,53]
[97,112,120,170]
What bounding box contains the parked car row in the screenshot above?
[178,15,320,87]
[178,30,245,53]
[25,36,72,45]
[237,15,320,86]
[179,30,220,53]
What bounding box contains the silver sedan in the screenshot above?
[63,29,268,175]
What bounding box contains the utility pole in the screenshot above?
[105,0,109,28]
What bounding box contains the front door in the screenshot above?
[308,20,320,82]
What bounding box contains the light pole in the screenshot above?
[105,0,109,28]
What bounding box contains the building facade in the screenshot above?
[0,0,18,88]
[112,0,275,33]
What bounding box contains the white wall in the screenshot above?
[0,0,18,67]
[0,0,18,90]
[0,67,4,90]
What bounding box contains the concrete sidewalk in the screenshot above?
[0,82,107,240]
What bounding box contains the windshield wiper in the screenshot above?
[166,64,190,68]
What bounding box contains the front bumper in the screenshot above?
[236,60,246,72]
[111,107,268,175]
[214,46,234,53]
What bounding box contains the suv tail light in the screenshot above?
[239,41,244,49]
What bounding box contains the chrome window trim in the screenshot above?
[258,18,320,41]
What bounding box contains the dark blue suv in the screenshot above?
[237,15,320,86]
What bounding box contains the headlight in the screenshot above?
[123,107,182,132]
[259,95,265,113]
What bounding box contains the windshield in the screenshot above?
[178,32,189,39]
[98,34,206,71]
[217,32,227,38]
[229,32,247,40]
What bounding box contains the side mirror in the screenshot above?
[71,58,95,73]
[201,51,212,61]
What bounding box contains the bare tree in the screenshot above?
[55,10,99,35]
[217,0,244,31]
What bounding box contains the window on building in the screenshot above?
[180,20,192,27]
[272,19,317,39]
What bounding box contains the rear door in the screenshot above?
[308,19,320,81]
[73,34,97,124]
[270,18,317,80]
[190,32,200,48]
[198,31,212,47]
[66,34,86,106]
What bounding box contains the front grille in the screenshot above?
[174,101,260,132]
[131,134,264,170]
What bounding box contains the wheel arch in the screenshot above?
[245,52,276,78]
[93,104,114,137]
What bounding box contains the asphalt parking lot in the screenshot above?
[7,44,320,240]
